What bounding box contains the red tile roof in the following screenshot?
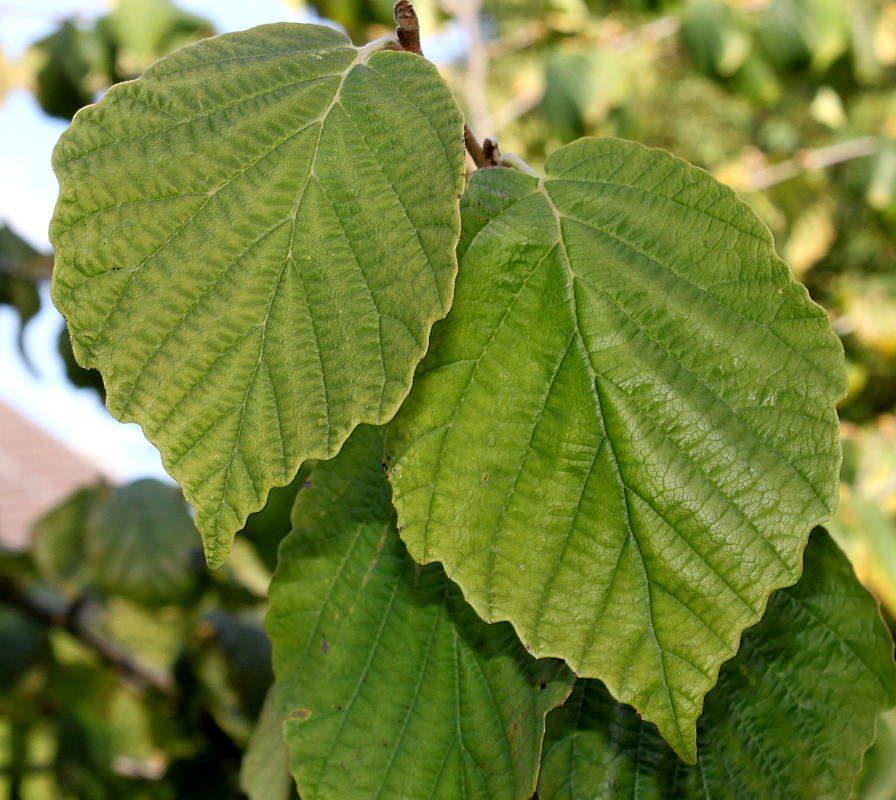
[0,399,106,549]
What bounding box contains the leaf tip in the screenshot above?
[663,718,698,765]
[201,531,232,570]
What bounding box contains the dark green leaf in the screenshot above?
[267,425,573,800]
[680,0,750,79]
[85,479,202,607]
[32,484,104,596]
[25,21,111,120]
[0,606,50,693]
[0,224,51,365]
[206,609,273,720]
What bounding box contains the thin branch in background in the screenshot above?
[489,15,680,60]
[441,0,492,138]
[602,15,680,54]
[487,19,552,61]
[745,136,880,191]
[0,574,173,698]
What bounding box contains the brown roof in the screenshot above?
[0,399,106,549]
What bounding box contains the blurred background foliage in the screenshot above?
[1,0,896,796]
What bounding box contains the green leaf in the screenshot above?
[99,0,214,78]
[205,609,273,720]
[266,425,573,800]
[85,479,203,607]
[536,530,896,800]
[857,708,896,800]
[51,24,465,566]
[387,137,846,760]
[680,0,751,79]
[25,20,107,120]
[0,606,50,693]
[757,0,849,73]
[0,224,51,365]
[240,687,297,800]
[32,485,103,597]
[541,50,622,142]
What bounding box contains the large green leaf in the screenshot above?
[387,138,846,760]
[51,23,465,566]
[536,530,896,800]
[266,425,573,800]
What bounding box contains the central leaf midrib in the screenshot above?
[540,178,824,553]
[539,178,691,757]
[541,178,786,627]
[128,52,368,515]
[557,208,834,394]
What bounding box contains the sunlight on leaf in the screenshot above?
[388,137,846,760]
[51,24,465,566]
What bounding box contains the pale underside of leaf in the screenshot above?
[266,425,573,800]
[536,530,896,800]
[387,138,846,761]
[50,23,465,566]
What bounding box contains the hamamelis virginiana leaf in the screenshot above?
[387,137,846,761]
[51,23,465,566]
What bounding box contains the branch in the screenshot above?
[602,15,680,54]
[0,574,174,697]
[744,136,879,191]
[394,0,423,55]
[394,1,495,170]
[463,127,492,168]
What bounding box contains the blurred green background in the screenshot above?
[1,0,895,796]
